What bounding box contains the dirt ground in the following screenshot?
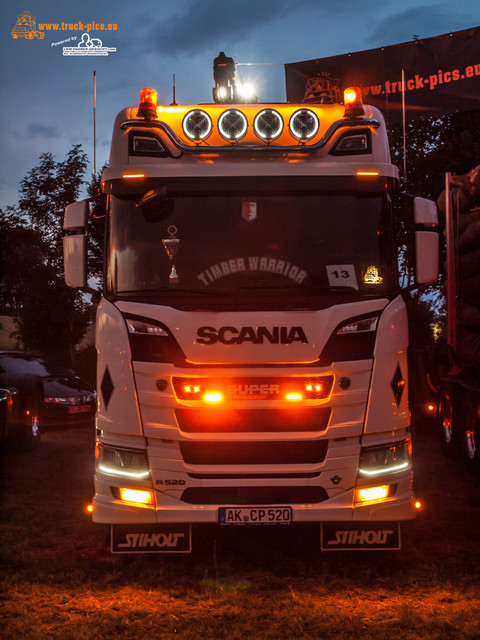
[1,416,479,639]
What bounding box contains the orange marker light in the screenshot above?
[286,393,303,401]
[357,170,380,176]
[123,173,145,179]
[204,392,223,404]
[86,504,93,513]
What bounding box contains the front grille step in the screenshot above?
[179,440,328,465]
[181,486,329,505]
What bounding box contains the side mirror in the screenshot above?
[64,200,89,230]
[63,201,89,288]
[63,234,87,288]
[415,231,439,284]
[413,197,439,285]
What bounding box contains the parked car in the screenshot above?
[0,352,96,446]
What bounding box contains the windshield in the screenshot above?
[107,178,395,309]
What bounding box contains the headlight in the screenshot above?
[96,443,150,479]
[126,318,168,336]
[358,440,412,477]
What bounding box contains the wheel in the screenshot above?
[462,391,480,475]
[438,384,463,458]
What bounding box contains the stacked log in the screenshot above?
[437,166,480,368]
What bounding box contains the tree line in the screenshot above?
[0,145,104,365]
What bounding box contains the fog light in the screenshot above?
[119,488,154,505]
[355,485,390,504]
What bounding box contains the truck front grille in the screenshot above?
[181,486,329,505]
[179,440,328,465]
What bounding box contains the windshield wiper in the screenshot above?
[118,288,232,297]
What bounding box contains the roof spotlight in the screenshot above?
[183,110,212,141]
[289,109,319,140]
[254,109,283,141]
[218,109,248,141]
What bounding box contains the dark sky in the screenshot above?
[0,0,478,208]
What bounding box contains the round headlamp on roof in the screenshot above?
[218,109,248,141]
[289,109,319,140]
[182,110,212,141]
[253,109,283,141]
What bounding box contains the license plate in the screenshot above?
[68,405,92,414]
[219,506,292,525]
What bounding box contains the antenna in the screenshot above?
[401,68,407,183]
[171,73,177,106]
[93,70,97,177]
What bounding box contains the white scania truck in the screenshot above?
[64,80,439,552]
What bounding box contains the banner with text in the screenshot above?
[285,27,480,124]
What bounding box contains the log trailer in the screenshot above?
[434,167,480,474]
[64,72,439,552]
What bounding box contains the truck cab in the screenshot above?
[64,83,439,552]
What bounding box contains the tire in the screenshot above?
[462,391,480,475]
[438,384,463,458]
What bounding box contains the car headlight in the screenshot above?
[95,443,150,479]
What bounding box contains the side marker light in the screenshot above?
[123,173,146,179]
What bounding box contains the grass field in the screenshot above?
[1,419,479,639]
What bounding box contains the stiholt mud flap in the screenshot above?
[111,521,400,553]
[111,524,192,553]
[321,522,401,550]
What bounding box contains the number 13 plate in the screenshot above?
[219,506,292,525]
